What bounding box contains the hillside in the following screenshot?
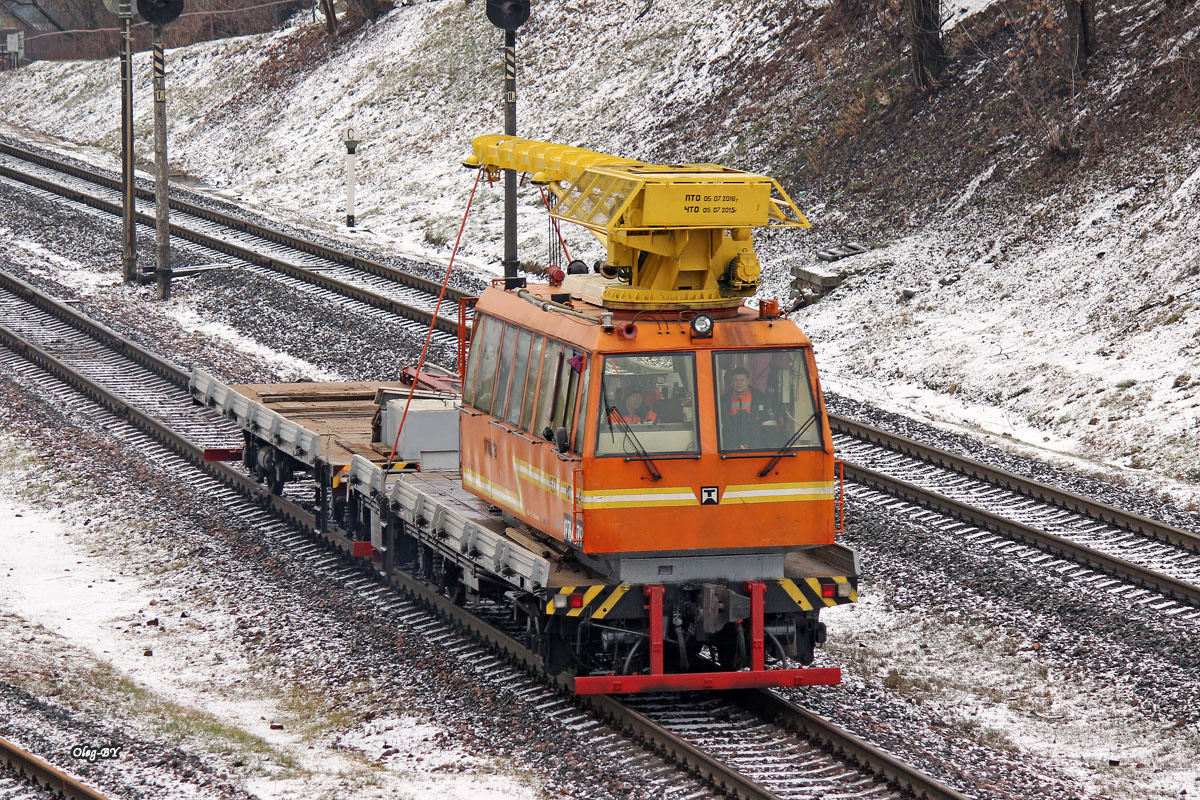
[0,0,1197,502]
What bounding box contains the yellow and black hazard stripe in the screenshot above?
[775,576,857,611]
[544,584,632,618]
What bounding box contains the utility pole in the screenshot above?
[113,0,137,282]
[485,0,529,285]
[152,26,171,299]
[502,28,517,281]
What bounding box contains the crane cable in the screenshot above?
[386,167,484,468]
[539,186,572,264]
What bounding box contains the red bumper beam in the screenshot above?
[574,667,841,695]
[202,447,243,462]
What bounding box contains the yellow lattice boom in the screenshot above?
[466,135,810,311]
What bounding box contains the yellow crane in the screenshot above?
[465,135,810,311]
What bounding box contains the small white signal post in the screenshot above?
[343,127,360,228]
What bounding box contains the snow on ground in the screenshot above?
[164,300,345,383]
[0,435,539,800]
[1,0,1195,507]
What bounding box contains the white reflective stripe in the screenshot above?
[513,459,573,501]
[723,487,834,498]
[463,468,523,507]
[581,491,697,505]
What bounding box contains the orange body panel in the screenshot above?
[460,287,836,557]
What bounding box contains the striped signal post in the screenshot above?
[485,0,529,284]
[136,0,183,298]
[501,28,516,281]
[151,27,171,299]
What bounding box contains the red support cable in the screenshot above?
[387,168,484,467]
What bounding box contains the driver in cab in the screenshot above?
[723,367,770,449]
[609,388,656,424]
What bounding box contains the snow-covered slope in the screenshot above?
[0,0,1196,503]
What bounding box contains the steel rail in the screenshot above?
[0,737,111,800]
[0,273,964,800]
[733,689,971,800]
[831,415,1200,554]
[0,270,189,386]
[844,461,1200,606]
[0,159,461,337]
[0,140,466,303]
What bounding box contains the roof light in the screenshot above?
[821,583,836,598]
[690,313,714,339]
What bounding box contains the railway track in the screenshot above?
[830,419,1200,612]
[8,136,1191,609]
[0,140,467,343]
[0,271,968,799]
[0,737,110,800]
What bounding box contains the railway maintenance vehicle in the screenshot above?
[190,136,859,693]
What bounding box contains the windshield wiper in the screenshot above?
[756,413,819,477]
[601,376,662,482]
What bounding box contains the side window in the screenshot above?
[471,317,503,413]
[505,329,533,426]
[491,323,519,418]
[461,316,486,408]
[572,357,591,454]
[519,335,544,432]
[552,348,581,433]
[534,340,563,435]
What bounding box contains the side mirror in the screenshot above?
[554,426,571,453]
[541,426,555,443]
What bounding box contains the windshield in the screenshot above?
[714,349,822,452]
[596,353,699,457]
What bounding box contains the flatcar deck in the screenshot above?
[378,469,602,589]
[228,380,401,467]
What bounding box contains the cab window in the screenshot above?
[461,316,487,407]
[596,353,699,457]
[469,316,504,413]
[490,323,519,418]
[571,357,591,454]
[533,340,563,435]
[713,349,822,452]
[504,329,533,426]
[551,349,581,434]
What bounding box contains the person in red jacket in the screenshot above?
[722,367,769,449]
[609,388,657,424]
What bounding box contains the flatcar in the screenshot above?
[190,136,859,694]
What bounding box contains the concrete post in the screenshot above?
[152,27,171,300]
[119,0,137,283]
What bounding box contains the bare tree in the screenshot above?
[1063,0,1096,75]
[907,0,947,88]
[319,0,338,35]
